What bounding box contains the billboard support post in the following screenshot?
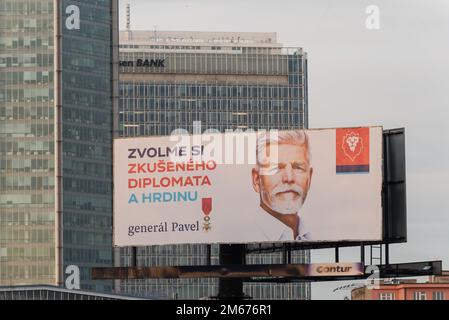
[360,244,365,265]
[206,245,211,266]
[282,244,287,264]
[132,247,137,267]
[385,243,390,265]
[217,244,246,299]
[335,247,339,263]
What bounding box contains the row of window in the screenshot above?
[63,38,110,58]
[121,244,219,256]
[0,122,53,136]
[0,16,53,32]
[0,228,54,243]
[0,158,54,172]
[122,280,218,299]
[63,56,111,78]
[0,35,53,49]
[0,105,54,120]
[63,194,111,213]
[63,231,111,248]
[121,280,308,299]
[0,210,54,225]
[0,246,54,261]
[0,0,53,14]
[122,124,303,138]
[0,193,54,206]
[63,212,111,229]
[63,90,112,109]
[63,159,111,179]
[63,76,110,93]
[62,142,111,161]
[0,290,115,300]
[121,111,302,125]
[0,175,54,190]
[63,108,111,126]
[0,55,54,68]
[120,84,303,99]
[120,45,286,55]
[0,264,55,281]
[121,99,303,113]
[379,291,445,300]
[62,177,111,195]
[244,283,309,300]
[63,125,111,144]
[0,88,53,101]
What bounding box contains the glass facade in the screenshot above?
[0,0,56,286]
[0,0,116,292]
[119,42,310,299]
[120,245,219,299]
[119,51,306,137]
[60,0,114,293]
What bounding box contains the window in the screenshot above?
[433,291,444,300]
[379,292,394,300]
[413,292,427,300]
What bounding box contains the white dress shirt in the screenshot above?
[253,206,311,241]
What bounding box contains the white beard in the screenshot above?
[260,183,305,215]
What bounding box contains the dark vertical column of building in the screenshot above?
[60,0,115,292]
[110,0,120,294]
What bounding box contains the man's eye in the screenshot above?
[292,164,306,171]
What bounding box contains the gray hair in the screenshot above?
[256,130,311,167]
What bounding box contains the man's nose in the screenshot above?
[281,163,294,183]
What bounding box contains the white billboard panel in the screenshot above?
[114,127,383,246]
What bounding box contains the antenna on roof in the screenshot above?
[126,3,131,31]
[153,25,158,41]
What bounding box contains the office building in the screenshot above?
[0,0,118,292]
[118,30,310,299]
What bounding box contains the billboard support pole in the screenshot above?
[335,247,339,263]
[360,244,365,265]
[206,245,211,266]
[385,243,390,265]
[132,247,137,267]
[217,244,246,299]
[282,244,287,264]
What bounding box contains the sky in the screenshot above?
[118,0,449,299]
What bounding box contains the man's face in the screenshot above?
[252,143,313,215]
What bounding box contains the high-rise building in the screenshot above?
[0,0,118,292]
[118,30,310,299]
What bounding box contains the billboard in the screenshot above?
[114,126,383,246]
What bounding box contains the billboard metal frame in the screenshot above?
[92,260,442,282]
